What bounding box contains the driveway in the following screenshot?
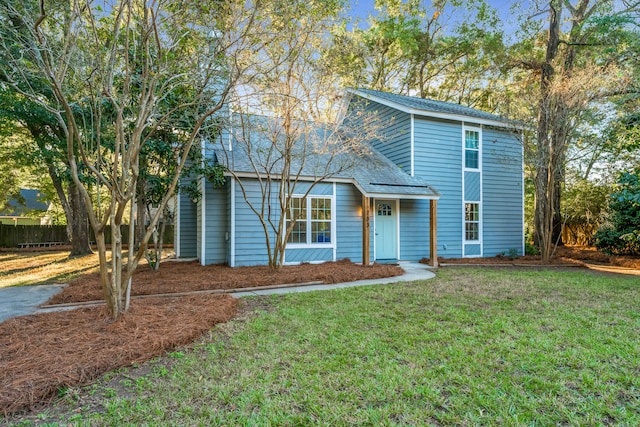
[0,284,66,323]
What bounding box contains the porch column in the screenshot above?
[429,199,438,267]
[362,194,370,266]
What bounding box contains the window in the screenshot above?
[464,203,480,241]
[377,203,392,216]
[286,196,332,245]
[465,130,480,169]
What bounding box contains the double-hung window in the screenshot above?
[286,196,332,245]
[464,202,480,241]
[464,130,480,170]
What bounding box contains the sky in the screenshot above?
[344,0,531,39]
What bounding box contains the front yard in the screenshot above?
[5,267,640,426]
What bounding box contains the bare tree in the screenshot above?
[218,0,381,270]
[0,0,263,318]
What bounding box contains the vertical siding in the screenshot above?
[482,127,524,256]
[348,99,412,171]
[204,180,228,264]
[177,190,197,258]
[399,199,431,261]
[413,116,463,257]
[335,183,364,262]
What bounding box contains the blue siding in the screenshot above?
[285,248,333,263]
[464,171,481,201]
[232,178,277,266]
[335,183,366,263]
[482,127,524,256]
[231,179,340,267]
[464,243,482,256]
[196,179,203,261]
[399,199,431,261]
[413,116,463,257]
[177,190,197,258]
[348,99,412,171]
[204,180,228,264]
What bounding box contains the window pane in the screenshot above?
[465,223,479,241]
[287,221,307,244]
[311,198,331,221]
[377,203,392,216]
[465,150,478,169]
[465,203,479,221]
[465,131,479,149]
[311,221,331,243]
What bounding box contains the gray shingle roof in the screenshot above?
[351,88,516,126]
[213,116,438,199]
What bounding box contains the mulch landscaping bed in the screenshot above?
[49,259,405,305]
[1,260,403,416]
[440,245,640,269]
[1,294,237,416]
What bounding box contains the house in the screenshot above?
[174,89,524,266]
[0,189,52,226]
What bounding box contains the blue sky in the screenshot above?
[345,0,528,37]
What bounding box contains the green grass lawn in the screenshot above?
[16,267,640,426]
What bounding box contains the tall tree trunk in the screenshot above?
[551,172,564,247]
[47,165,92,256]
[135,178,146,251]
[533,0,561,262]
[68,180,92,256]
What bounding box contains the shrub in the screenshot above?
[594,169,640,256]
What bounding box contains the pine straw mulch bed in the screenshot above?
[1,260,403,416]
[0,294,238,416]
[439,245,640,269]
[49,260,405,305]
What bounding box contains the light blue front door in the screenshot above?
[375,200,397,260]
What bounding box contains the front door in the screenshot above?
[375,200,397,260]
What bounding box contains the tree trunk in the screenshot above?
[68,181,92,256]
[47,165,92,256]
[533,0,561,263]
[135,178,147,251]
[109,213,125,318]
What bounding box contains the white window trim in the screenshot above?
[285,193,336,250]
[463,202,481,243]
[463,125,482,172]
[462,124,483,257]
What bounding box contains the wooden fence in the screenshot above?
[0,223,174,248]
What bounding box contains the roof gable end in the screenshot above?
[348,88,523,129]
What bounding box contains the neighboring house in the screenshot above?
[175,89,524,266]
[0,189,52,226]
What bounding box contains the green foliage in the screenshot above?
[594,169,640,255]
[524,231,540,255]
[561,177,610,244]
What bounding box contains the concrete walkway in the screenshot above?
[0,262,435,323]
[233,261,435,297]
[0,284,66,323]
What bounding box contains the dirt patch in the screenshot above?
[0,294,237,416]
[49,260,405,305]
